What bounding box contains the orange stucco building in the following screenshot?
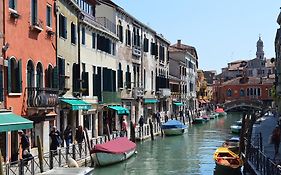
[1,0,57,161]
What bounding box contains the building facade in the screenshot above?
[275,10,281,114]
[2,0,57,159]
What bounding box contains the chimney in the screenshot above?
[177,40,181,47]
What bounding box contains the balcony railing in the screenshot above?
[26,87,59,108]
[96,17,116,34]
[102,91,121,104]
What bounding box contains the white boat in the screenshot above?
[230,120,242,134]
[161,120,188,136]
[41,167,94,175]
[90,137,136,166]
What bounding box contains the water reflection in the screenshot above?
[93,112,243,175]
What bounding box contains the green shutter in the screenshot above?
[82,72,89,96]
[0,67,3,101]
[18,59,22,93]
[8,59,11,93]
[53,66,58,88]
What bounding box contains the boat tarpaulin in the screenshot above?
[91,137,136,154]
[215,108,224,113]
[161,120,187,129]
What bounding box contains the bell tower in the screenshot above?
[256,35,264,59]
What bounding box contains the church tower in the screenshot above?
[256,36,264,59]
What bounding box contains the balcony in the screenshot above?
[30,20,43,33]
[102,91,121,104]
[132,46,141,57]
[96,17,116,34]
[26,87,59,108]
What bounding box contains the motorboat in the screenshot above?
[90,137,136,166]
[161,120,188,136]
[230,120,242,134]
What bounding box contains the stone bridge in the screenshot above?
[223,99,264,112]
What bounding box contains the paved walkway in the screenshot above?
[252,114,280,161]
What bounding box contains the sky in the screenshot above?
[113,0,280,73]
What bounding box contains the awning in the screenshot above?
[144,99,158,104]
[0,112,33,132]
[108,106,129,115]
[60,98,92,110]
[173,102,183,106]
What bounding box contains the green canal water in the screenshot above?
[93,112,243,175]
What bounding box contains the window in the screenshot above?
[151,71,154,91]
[9,0,16,10]
[82,27,85,45]
[125,66,131,89]
[257,88,261,96]
[31,0,38,25]
[143,35,149,52]
[117,20,123,43]
[59,14,67,39]
[118,63,123,88]
[46,5,52,28]
[71,23,76,44]
[240,89,245,96]
[36,63,43,88]
[8,58,22,93]
[126,25,131,46]
[226,89,232,97]
[92,32,96,48]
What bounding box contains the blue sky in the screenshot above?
[113,0,280,73]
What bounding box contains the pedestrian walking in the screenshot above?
[138,115,144,137]
[75,125,84,157]
[271,126,281,158]
[63,125,72,153]
[121,118,128,137]
[49,126,61,155]
[18,130,33,164]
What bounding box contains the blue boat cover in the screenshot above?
[161,120,187,129]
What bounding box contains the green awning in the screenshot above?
[60,98,92,110]
[108,106,129,115]
[0,112,33,132]
[173,102,183,106]
[144,99,158,104]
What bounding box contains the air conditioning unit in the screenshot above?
[133,87,144,99]
[132,46,141,57]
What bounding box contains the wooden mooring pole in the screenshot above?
[0,149,4,175]
[149,119,154,140]
[37,135,44,173]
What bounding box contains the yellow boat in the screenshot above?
[213,147,243,171]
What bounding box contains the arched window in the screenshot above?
[240,89,245,96]
[226,89,232,97]
[8,57,22,93]
[117,20,123,42]
[27,60,35,88]
[118,63,123,88]
[36,62,43,88]
[126,25,131,46]
[45,64,53,88]
[257,88,261,96]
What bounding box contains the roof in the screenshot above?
[222,76,274,86]
[169,43,198,60]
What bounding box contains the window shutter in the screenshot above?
[0,67,3,101]
[82,72,89,96]
[128,30,131,46]
[63,16,67,39]
[7,59,11,93]
[18,59,22,93]
[53,66,59,89]
[59,59,65,90]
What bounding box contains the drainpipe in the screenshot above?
[77,12,81,98]
[2,0,6,109]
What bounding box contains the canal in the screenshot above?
[93,112,243,175]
